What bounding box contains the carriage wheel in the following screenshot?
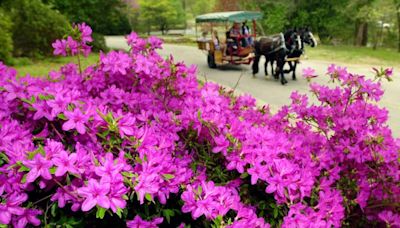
[207,54,217,68]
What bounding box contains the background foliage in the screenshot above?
[0,8,14,64]
[43,0,131,35]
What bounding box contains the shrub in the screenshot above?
[44,0,131,35]
[8,0,70,57]
[0,8,14,64]
[92,33,109,52]
[0,24,398,227]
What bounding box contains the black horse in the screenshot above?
[283,27,317,80]
[252,30,299,85]
[261,29,300,77]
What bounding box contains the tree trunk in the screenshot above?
[354,21,368,46]
[354,21,359,46]
[361,23,368,46]
[373,23,383,50]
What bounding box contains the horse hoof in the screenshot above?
[292,77,297,81]
[252,74,256,78]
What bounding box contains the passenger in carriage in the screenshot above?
[211,30,226,53]
[226,22,241,54]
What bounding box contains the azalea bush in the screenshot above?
[0,23,399,228]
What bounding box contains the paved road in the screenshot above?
[105,36,400,137]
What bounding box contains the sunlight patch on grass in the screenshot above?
[13,54,99,77]
[306,45,400,67]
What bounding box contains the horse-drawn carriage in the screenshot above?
[195,11,262,68]
[195,11,317,85]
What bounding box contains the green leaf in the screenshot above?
[162,174,175,180]
[38,94,55,101]
[57,113,67,120]
[197,110,202,120]
[162,209,175,224]
[17,164,30,172]
[213,215,223,227]
[50,167,57,174]
[135,156,142,164]
[273,207,278,218]
[51,203,58,217]
[0,152,9,163]
[116,208,123,218]
[240,172,248,179]
[67,103,75,111]
[145,193,153,202]
[96,207,107,219]
[21,174,27,184]
[21,98,33,105]
[122,172,134,178]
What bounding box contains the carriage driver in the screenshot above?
[242,20,253,47]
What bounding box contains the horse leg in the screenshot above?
[273,61,279,80]
[292,61,297,80]
[278,54,287,85]
[252,54,260,76]
[270,59,274,76]
[264,56,268,76]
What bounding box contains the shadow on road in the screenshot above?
[215,64,246,71]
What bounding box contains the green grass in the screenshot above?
[160,34,400,66]
[306,45,400,67]
[12,54,99,77]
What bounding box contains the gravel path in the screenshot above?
[106,36,400,137]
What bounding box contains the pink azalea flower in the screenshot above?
[126,215,163,228]
[77,179,111,211]
[0,193,27,225]
[302,67,317,80]
[47,94,71,117]
[100,51,132,75]
[126,32,147,53]
[117,114,136,137]
[52,39,68,56]
[67,36,79,56]
[12,208,42,228]
[53,150,78,177]
[108,183,128,213]
[378,210,400,227]
[24,154,53,183]
[77,22,93,43]
[32,100,54,121]
[62,108,89,134]
[147,36,163,50]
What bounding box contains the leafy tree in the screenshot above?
[395,0,400,51]
[5,0,70,57]
[0,8,13,64]
[344,0,377,46]
[138,0,185,35]
[240,1,291,35]
[44,0,131,35]
[214,0,240,11]
[185,0,216,17]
